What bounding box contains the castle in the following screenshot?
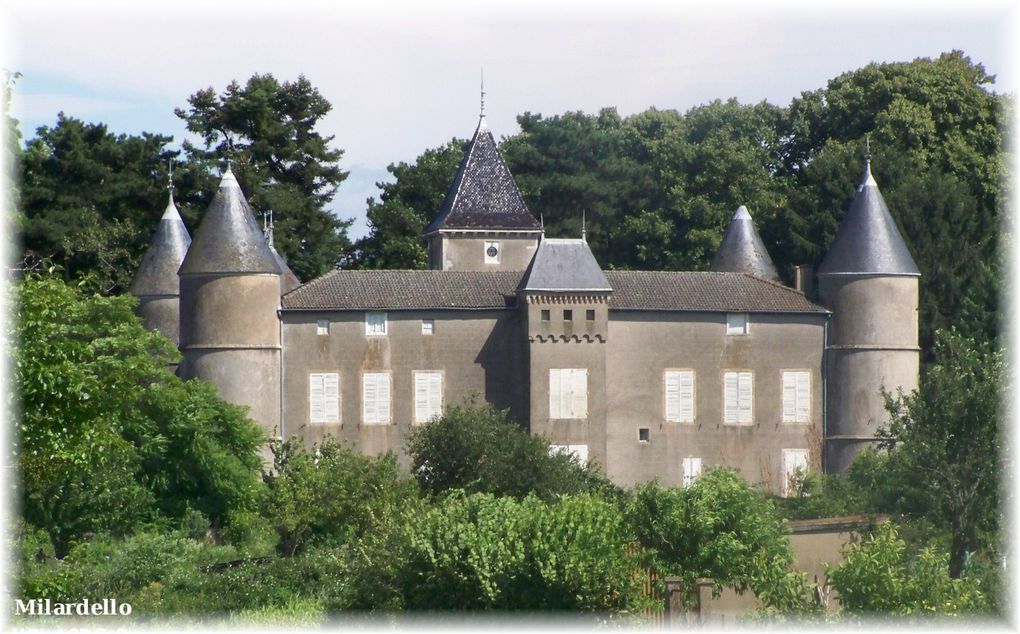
[130,110,920,495]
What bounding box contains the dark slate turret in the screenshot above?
[710,205,779,282]
[818,160,920,475]
[817,162,919,276]
[425,110,542,271]
[178,168,283,453]
[129,193,191,346]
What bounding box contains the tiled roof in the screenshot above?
[518,239,611,292]
[817,162,919,276]
[283,269,826,314]
[282,270,523,310]
[424,119,541,233]
[710,206,780,282]
[130,194,191,297]
[605,271,827,313]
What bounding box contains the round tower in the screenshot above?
[178,169,283,440]
[129,192,191,347]
[817,161,920,473]
[710,205,780,282]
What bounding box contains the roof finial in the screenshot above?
[540,212,545,237]
[480,68,486,120]
[263,209,275,247]
[581,209,587,242]
[861,134,876,188]
[167,159,174,194]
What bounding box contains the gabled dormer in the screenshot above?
[425,107,542,271]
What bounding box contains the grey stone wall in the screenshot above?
[428,233,539,271]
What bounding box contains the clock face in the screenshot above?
[486,246,499,258]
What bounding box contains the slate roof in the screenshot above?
[518,239,611,292]
[270,244,302,294]
[283,269,825,314]
[130,193,191,297]
[424,118,541,233]
[710,206,780,282]
[817,162,920,276]
[179,169,281,276]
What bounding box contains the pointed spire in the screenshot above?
[817,160,919,276]
[179,168,281,276]
[131,192,192,298]
[710,205,779,281]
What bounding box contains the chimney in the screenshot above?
[793,265,815,299]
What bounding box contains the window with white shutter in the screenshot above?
[421,319,435,335]
[782,449,809,497]
[549,444,589,464]
[362,372,391,424]
[664,370,695,423]
[316,319,329,336]
[782,371,811,423]
[549,369,588,419]
[413,371,443,424]
[726,313,749,335]
[309,372,339,424]
[682,457,702,488]
[723,371,753,424]
[365,311,387,336]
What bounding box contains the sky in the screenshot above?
[2,0,1016,240]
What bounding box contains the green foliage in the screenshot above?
[400,492,647,612]
[625,470,811,612]
[14,273,264,556]
[407,402,619,501]
[175,74,351,280]
[880,329,1004,577]
[352,139,468,269]
[775,449,894,520]
[827,522,987,616]
[260,437,417,556]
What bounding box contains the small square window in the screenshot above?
[726,313,749,336]
[563,309,573,321]
[541,309,551,321]
[638,428,650,443]
[586,309,595,321]
[366,311,387,336]
[316,319,329,336]
[422,319,435,335]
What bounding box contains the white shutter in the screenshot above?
[429,372,443,419]
[682,457,702,488]
[724,372,739,423]
[571,369,588,419]
[738,372,753,423]
[378,373,391,423]
[679,371,695,423]
[309,374,325,423]
[782,449,809,497]
[363,373,390,424]
[796,372,810,423]
[664,371,681,422]
[323,373,339,423]
[782,372,798,422]
[549,370,563,419]
[414,372,443,423]
[363,374,377,423]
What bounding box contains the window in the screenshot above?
[541,309,551,321]
[421,319,435,335]
[638,428,650,443]
[484,240,500,264]
[308,373,339,424]
[362,372,391,424]
[316,319,329,336]
[586,309,595,321]
[726,312,749,336]
[723,371,753,424]
[549,369,588,419]
[365,311,387,336]
[664,370,695,423]
[782,371,811,423]
[413,371,443,424]
[682,457,702,488]
[563,309,573,321]
[549,444,589,464]
[782,449,809,497]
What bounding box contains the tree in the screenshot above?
[407,402,618,501]
[17,114,184,292]
[14,273,265,556]
[175,74,351,280]
[260,437,417,557]
[827,522,987,616]
[625,470,811,612]
[879,329,1003,578]
[351,139,467,269]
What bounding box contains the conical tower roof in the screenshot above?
[710,205,780,282]
[817,162,919,276]
[179,168,281,276]
[424,116,541,234]
[130,193,192,296]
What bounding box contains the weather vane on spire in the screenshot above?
[865,134,872,167]
[480,68,486,120]
[167,159,174,194]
